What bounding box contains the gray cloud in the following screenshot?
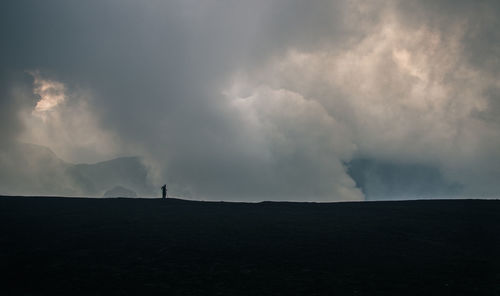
[1,0,500,200]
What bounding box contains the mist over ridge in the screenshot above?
[0,142,154,197]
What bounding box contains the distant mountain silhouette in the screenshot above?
[0,142,154,197]
[66,156,154,196]
[347,158,463,200]
[0,143,72,195]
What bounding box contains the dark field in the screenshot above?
[1,197,499,295]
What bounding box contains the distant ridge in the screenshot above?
[0,142,155,197]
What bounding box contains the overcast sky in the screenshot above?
[1,0,500,201]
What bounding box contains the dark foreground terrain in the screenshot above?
[1,197,499,295]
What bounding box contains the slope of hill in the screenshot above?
[1,197,498,295]
[0,143,154,197]
[66,156,154,196]
[0,143,72,195]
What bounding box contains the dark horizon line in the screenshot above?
[1,195,498,204]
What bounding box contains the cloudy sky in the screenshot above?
[1,0,500,201]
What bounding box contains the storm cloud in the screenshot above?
[1,0,500,200]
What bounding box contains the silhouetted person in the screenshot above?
[161,184,167,199]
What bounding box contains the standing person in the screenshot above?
[161,184,167,199]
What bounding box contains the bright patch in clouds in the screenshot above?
[21,72,123,164]
[31,72,66,112]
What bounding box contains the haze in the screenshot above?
[1,0,499,201]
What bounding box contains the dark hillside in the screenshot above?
[0,197,499,295]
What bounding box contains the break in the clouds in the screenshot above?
[20,72,123,164]
[1,0,499,200]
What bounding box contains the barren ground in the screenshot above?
[1,196,499,295]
